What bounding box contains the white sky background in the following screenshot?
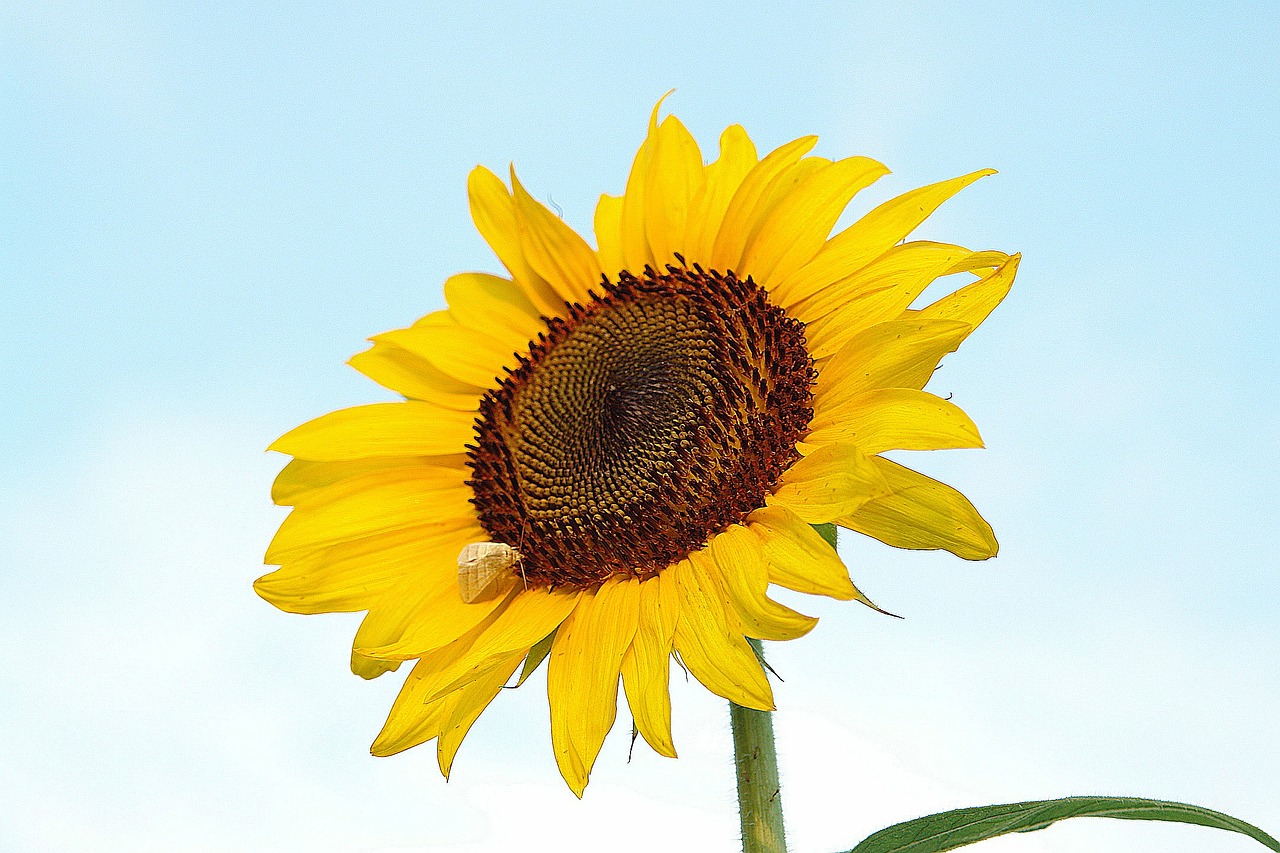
[2,2,1278,851]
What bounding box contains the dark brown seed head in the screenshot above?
[466,264,814,588]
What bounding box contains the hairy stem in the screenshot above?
[730,638,787,853]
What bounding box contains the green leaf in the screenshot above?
[812,522,838,551]
[515,629,556,687]
[845,796,1280,853]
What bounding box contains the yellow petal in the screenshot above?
[366,585,580,711]
[366,602,526,749]
[270,455,466,506]
[747,505,868,602]
[547,577,641,796]
[728,156,833,275]
[797,242,977,357]
[376,315,518,389]
[644,114,705,268]
[617,100,663,273]
[375,574,515,661]
[350,581,448,681]
[620,573,680,758]
[284,459,470,505]
[594,193,626,279]
[369,620,493,744]
[709,135,819,273]
[370,671,461,754]
[467,165,566,316]
[364,584,581,671]
[807,388,983,454]
[682,125,758,266]
[511,167,603,305]
[444,272,543,354]
[912,254,1020,330]
[740,156,888,289]
[767,442,890,524]
[351,647,401,679]
[348,339,484,410]
[944,250,1009,276]
[269,401,476,462]
[437,648,525,777]
[837,457,998,560]
[254,561,395,615]
[775,169,997,303]
[255,519,480,615]
[670,556,774,711]
[813,319,973,415]
[708,525,817,641]
[264,469,473,563]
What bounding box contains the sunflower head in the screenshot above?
[257,98,1018,797]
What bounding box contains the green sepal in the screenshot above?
[843,796,1279,853]
[812,522,838,551]
[515,629,557,687]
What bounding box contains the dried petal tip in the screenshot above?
[457,542,520,603]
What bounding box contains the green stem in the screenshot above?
[730,638,787,853]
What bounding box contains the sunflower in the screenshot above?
[256,98,1019,797]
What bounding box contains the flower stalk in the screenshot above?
[730,638,787,853]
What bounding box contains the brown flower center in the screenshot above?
[467,264,813,588]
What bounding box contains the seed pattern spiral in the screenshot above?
[467,264,814,588]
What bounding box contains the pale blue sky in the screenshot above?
[3,2,1278,852]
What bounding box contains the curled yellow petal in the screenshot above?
[620,573,680,758]
[369,630,493,743]
[437,649,525,778]
[797,242,978,357]
[349,580,455,681]
[269,402,477,461]
[682,125,758,266]
[807,388,984,454]
[767,442,890,523]
[670,556,774,711]
[748,505,862,602]
[444,272,543,353]
[467,165,565,316]
[548,578,641,796]
[837,456,998,560]
[348,338,484,410]
[364,584,580,669]
[813,319,973,415]
[370,671,461,755]
[365,585,580,713]
[644,113,705,268]
[511,168,603,306]
[912,253,1021,330]
[377,577,514,660]
[709,135,818,273]
[708,525,817,641]
[775,168,997,302]
[740,156,888,289]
